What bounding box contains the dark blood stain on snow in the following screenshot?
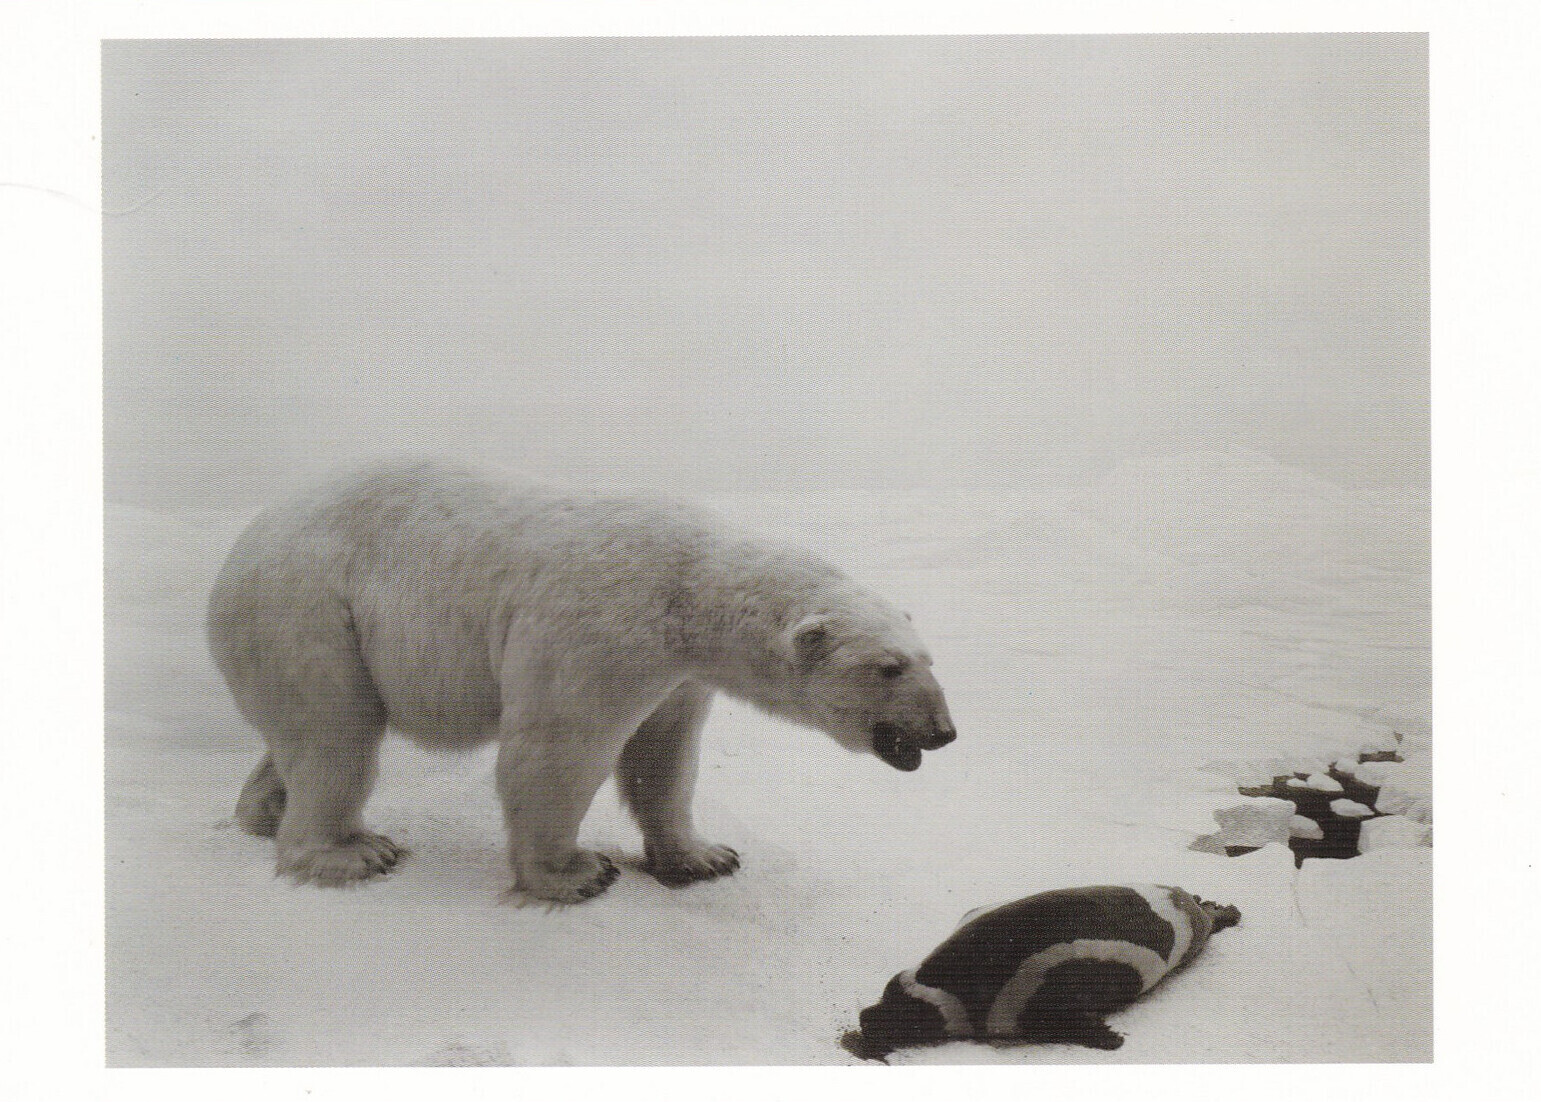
[1228,745,1404,867]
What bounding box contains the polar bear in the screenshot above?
[207,461,956,903]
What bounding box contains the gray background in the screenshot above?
[103,34,1427,505]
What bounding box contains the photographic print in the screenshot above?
[102,34,1430,1066]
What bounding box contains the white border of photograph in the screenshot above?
[4,1,1533,1100]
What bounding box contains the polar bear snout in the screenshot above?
[872,718,955,771]
[919,722,957,750]
[867,661,958,770]
[872,724,924,771]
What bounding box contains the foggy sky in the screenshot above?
[103,35,1427,500]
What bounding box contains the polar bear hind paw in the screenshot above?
[277,832,405,886]
[645,842,741,888]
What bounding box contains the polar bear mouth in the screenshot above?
[872,723,924,772]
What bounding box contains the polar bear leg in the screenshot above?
[226,640,400,883]
[494,643,683,903]
[495,728,627,904]
[213,572,404,884]
[269,721,401,886]
[234,753,286,837]
[618,681,740,887]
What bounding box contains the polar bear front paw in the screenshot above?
[512,849,621,904]
[277,831,405,886]
[645,841,741,888]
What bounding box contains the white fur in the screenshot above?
[208,461,954,903]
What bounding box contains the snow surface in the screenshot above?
[105,449,1430,1065]
[1359,816,1433,853]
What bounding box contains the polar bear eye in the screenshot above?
[878,660,907,679]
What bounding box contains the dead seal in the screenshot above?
[848,884,1241,1058]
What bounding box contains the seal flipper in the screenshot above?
[841,1029,892,1062]
[1200,900,1241,931]
[1019,1010,1125,1050]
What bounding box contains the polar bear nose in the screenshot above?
[919,724,956,750]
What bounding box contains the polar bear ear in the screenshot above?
[785,614,841,669]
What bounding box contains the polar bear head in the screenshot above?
[778,603,956,771]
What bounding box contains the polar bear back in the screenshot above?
[208,461,868,747]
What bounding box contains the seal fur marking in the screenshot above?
[896,969,973,1038]
[853,884,1240,1057]
[984,938,1169,1036]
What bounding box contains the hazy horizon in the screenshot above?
[103,35,1427,502]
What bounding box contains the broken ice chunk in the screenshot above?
[1373,753,1432,824]
[1329,799,1375,819]
[1352,760,1397,786]
[1190,797,1296,854]
[1286,773,1342,793]
[1289,815,1324,840]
